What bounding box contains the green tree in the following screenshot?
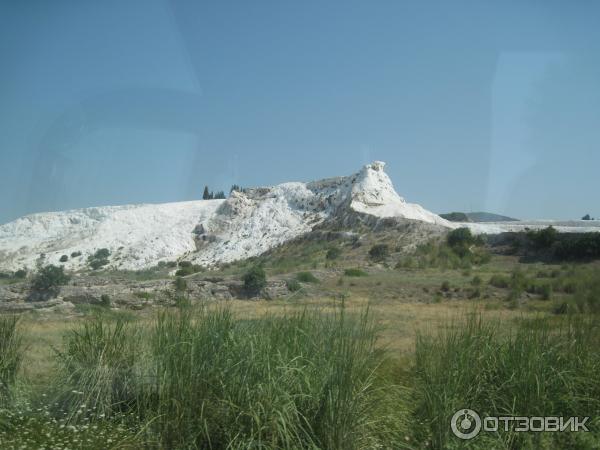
[202,186,210,200]
[31,265,70,299]
[243,266,266,295]
[447,227,474,248]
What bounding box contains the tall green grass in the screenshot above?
[0,315,23,406]
[53,306,406,449]
[54,319,141,420]
[413,314,600,449]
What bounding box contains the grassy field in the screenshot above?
[2,231,600,449]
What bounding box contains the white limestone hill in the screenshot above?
[1,161,598,272]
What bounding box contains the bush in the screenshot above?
[88,248,111,270]
[175,265,204,277]
[471,275,482,286]
[527,226,558,249]
[71,251,82,258]
[440,281,450,292]
[94,248,110,259]
[286,279,302,292]
[368,244,389,261]
[489,274,510,289]
[178,261,192,268]
[100,294,111,307]
[31,265,70,297]
[59,255,68,263]
[173,276,187,292]
[89,258,109,270]
[344,268,368,277]
[13,269,27,279]
[326,246,342,260]
[538,283,552,300]
[446,227,474,249]
[242,266,266,294]
[296,271,319,283]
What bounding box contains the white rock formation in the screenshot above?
[1,161,597,272]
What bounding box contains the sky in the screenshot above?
[1,0,599,224]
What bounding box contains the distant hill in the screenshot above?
[440,211,519,223]
[467,212,519,222]
[439,212,470,222]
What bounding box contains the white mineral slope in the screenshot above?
[0,161,452,271]
[461,220,600,234]
[6,161,595,273]
[0,201,224,271]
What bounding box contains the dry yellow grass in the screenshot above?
[15,290,544,390]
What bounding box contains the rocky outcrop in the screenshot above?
[0,275,292,312]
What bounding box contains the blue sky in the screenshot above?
[1,0,599,223]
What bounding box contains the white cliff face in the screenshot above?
[348,161,450,226]
[5,161,594,273]
[0,201,224,272]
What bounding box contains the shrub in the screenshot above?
[89,258,109,270]
[175,265,204,277]
[71,251,82,258]
[538,283,552,300]
[31,265,70,297]
[286,279,302,292]
[446,227,474,249]
[242,265,266,294]
[59,255,68,263]
[94,248,110,259]
[100,294,111,307]
[13,269,27,279]
[489,274,510,288]
[440,281,450,292]
[178,261,192,268]
[471,275,482,286]
[344,268,368,277]
[368,244,389,261]
[173,276,187,292]
[296,271,319,283]
[326,246,342,260]
[88,248,111,270]
[527,226,558,249]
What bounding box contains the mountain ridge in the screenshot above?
[0,162,450,272]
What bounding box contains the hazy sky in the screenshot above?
[1,0,599,224]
